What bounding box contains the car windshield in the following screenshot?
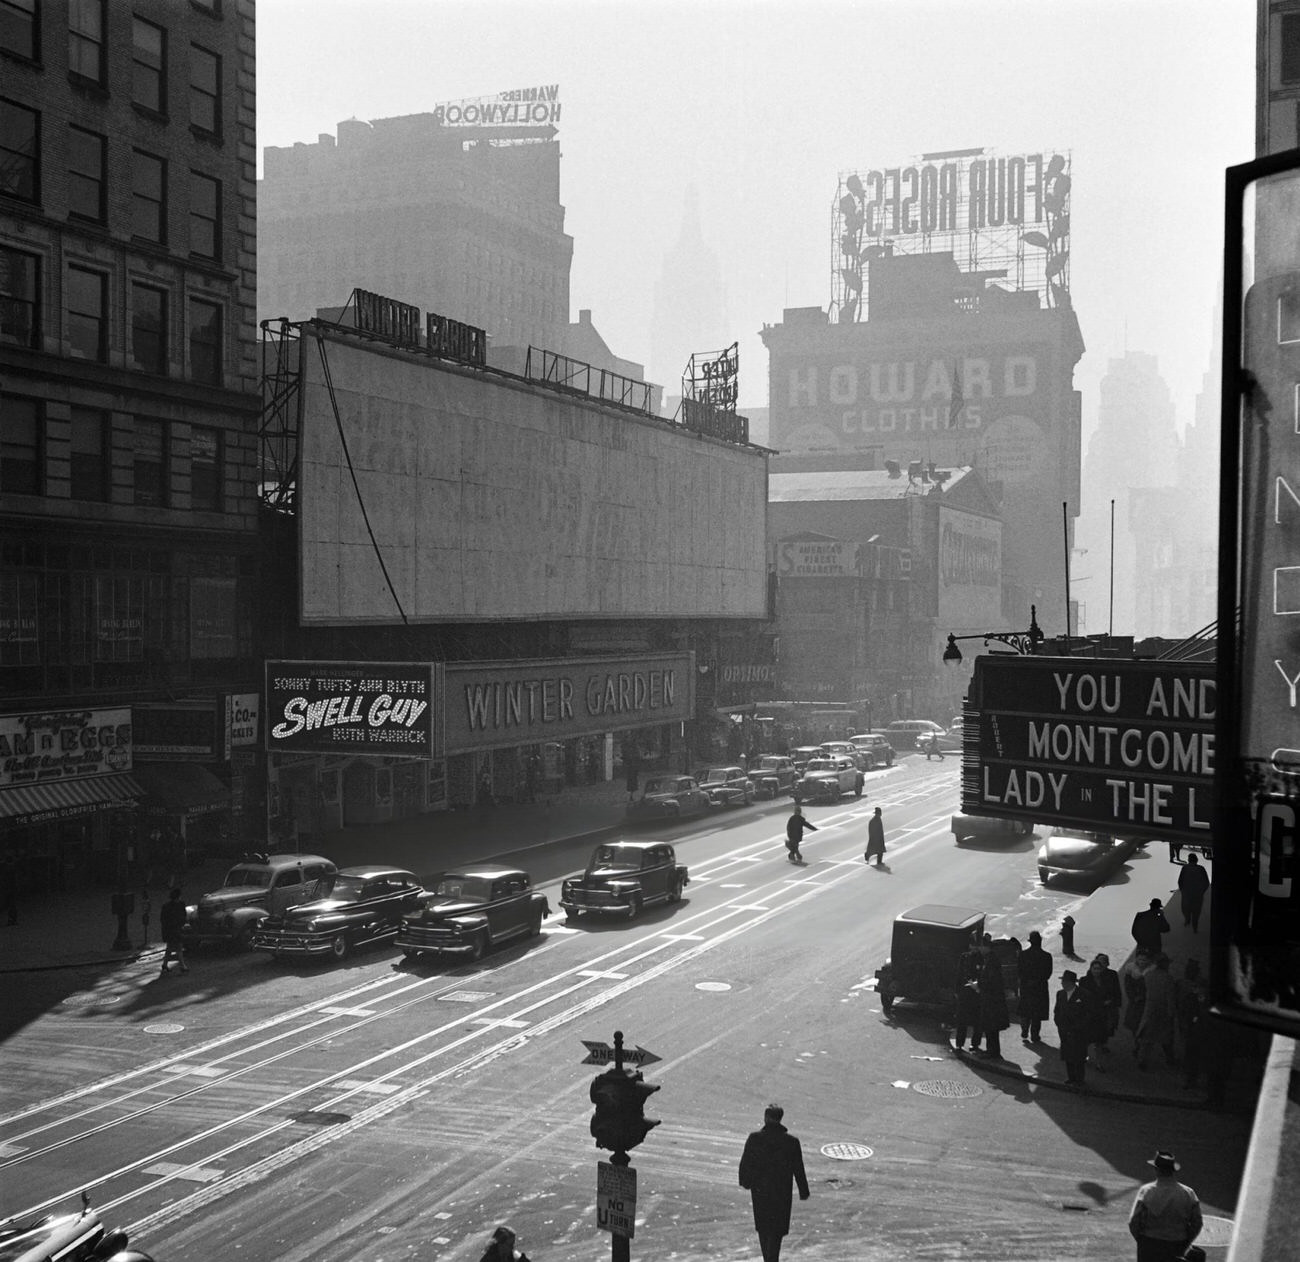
[433,875,492,901]
[317,873,368,902]
[1053,829,1111,844]
[805,760,836,771]
[643,778,675,794]
[223,866,273,888]
[592,846,641,871]
[756,758,782,769]
[701,769,733,783]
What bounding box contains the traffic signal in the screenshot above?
[589,1066,661,1153]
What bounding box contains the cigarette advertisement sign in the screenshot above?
[962,656,1215,842]
[265,662,441,756]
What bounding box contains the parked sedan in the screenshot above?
[951,812,1032,844]
[397,865,549,961]
[1036,828,1142,885]
[627,774,712,821]
[697,765,756,808]
[793,756,864,803]
[250,866,424,960]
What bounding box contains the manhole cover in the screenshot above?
[439,990,495,1003]
[62,992,118,1007]
[911,1079,984,1099]
[291,1110,351,1125]
[1200,1216,1235,1246]
[821,1142,873,1160]
[695,981,731,992]
[143,1022,185,1034]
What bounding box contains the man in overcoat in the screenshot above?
[1017,929,1053,1042]
[864,806,887,866]
[738,1104,810,1262]
[975,934,1010,1059]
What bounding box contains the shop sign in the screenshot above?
[265,661,441,756]
[229,693,259,747]
[0,707,133,787]
[446,654,693,753]
[134,701,222,759]
[964,656,1215,841]
[776,538,855,577]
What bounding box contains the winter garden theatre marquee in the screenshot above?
[961,656,1215,842]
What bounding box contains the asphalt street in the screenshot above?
[0,758,1253,1261]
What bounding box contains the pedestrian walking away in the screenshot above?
[1177,854,1210,933]
[1132,897,1171,956]
[785,805,817,864]
[1137,953,1178,1071]
[477,1224,531,1262]
[1128,1150,1203,1262]
[953,937,985,1052]
[1017,929,1053,1043]
[738,1103,810,1262]
[158,887,189,975]
[865,806,887,867]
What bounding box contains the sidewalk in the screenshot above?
[0,778,632,974]
[948,845,1267,1112]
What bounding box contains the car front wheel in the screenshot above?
[854,777,864,797]
[330,933,350,961]
[529,910,544,936]
[624,896,642,921]
[667,877,683,904]
[467,930,488,961]
[1038,867,1050,884]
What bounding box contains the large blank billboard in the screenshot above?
[296,329,769,624]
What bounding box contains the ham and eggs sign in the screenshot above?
[962,656,1215,843]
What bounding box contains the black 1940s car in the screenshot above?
[560,840,688,920]
[748,755,798,799]
[396,865,549,961]
[0,1194,153,1262]
[627,775,712,821]
[249,865,424,961]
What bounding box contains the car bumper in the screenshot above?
[560,893,632,915]
[396,926,476,953]
[249,931,335,955]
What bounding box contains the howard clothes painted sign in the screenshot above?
[963,656,1215,842]
[446,654,693,753]
[265,662,439,756]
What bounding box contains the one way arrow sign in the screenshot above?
[581,1039,662,1068]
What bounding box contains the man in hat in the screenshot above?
[1131,897,1171,957]
[1128,1150,1202,1262]
[738,1103,810,1262]
[477,1224,530,1262]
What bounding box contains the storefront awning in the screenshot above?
[0,773,143,827]
[132,763,231,818]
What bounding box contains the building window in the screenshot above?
[0,97,38,202]
[130,282,167,374]
[189,171,220,260]
[0,572,39,667]
[68,125,105,223]
[188,297,221,384]
[66,265,106,360]
[190,424,221,511]
[132,150,166,243]
[68,0,104,85]
[134,416,166,506]
[1,393,40,495]
[70,406,108,501]
[0,0,37,62]
[132,16,166,114]
[1281,290,1300,345]
[189,44,220,136]
[0,245,39,347]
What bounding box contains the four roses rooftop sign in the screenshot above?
[962,656,1215,842]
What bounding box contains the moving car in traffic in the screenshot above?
[792,756,864,803]
[250,865,424,960]
[560,840,688,920]
[848,732,895,769]
[748,754,798,799]
[951,813,1032,845]
[397,865,549,961]
[0,1193,153,1262]
[697,765,756,808]
[1036,828,1143,885]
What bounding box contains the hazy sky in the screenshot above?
[257,0,1254,431]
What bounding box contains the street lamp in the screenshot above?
[942,605,1045,665]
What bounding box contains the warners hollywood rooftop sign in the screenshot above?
[962,656,1215,842]
[432,84,561,128]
